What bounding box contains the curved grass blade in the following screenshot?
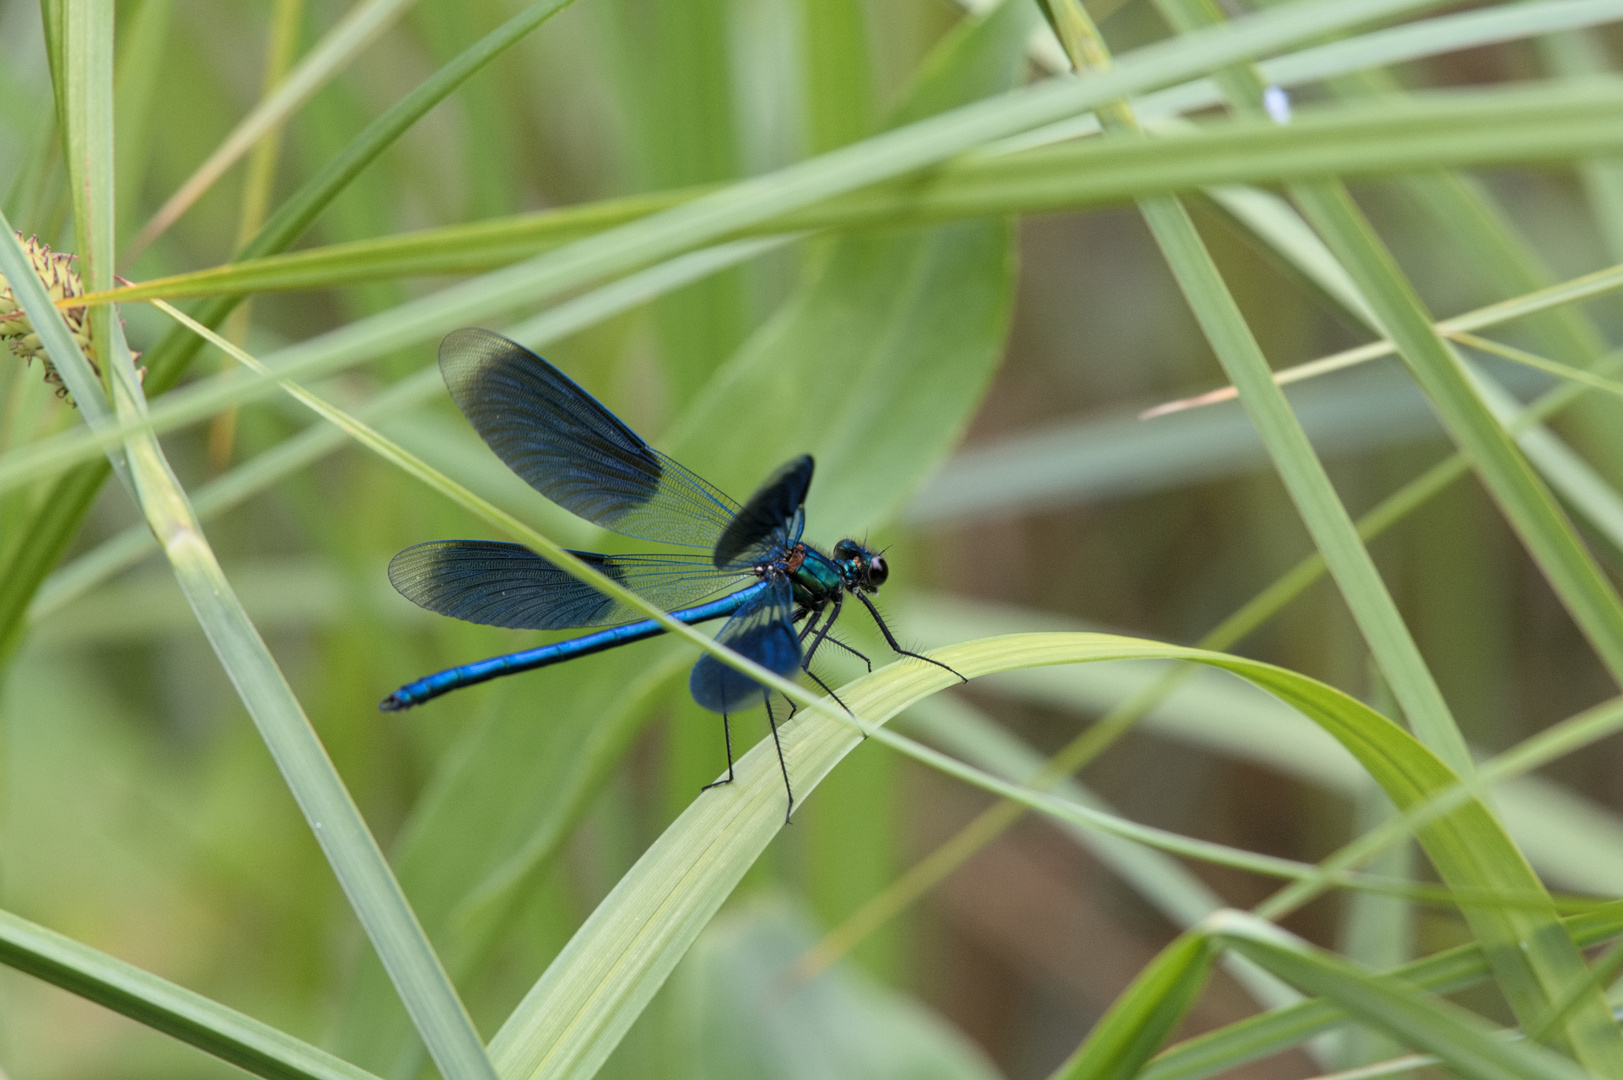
[0,905,383,1080]
[483,630,1588,1080]
[899,694,1302,1012]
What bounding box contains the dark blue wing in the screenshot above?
[389,540,751,630]
[689,576,800,712]
[439,328,740,549]
[712,455,812,569]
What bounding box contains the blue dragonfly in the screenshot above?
[381,329,960,816]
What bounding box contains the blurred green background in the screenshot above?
[4,0,1623,1077]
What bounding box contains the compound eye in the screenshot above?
[833,539,860,561]
[866,555,889,589]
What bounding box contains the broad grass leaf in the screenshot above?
[484,630,1582,1080]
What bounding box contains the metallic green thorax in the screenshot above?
[789,545,845,605]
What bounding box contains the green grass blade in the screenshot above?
[801,0,876,152]
[97,77,1623,302]
[1210,912,1592,1080]
[1144,904,1623,1080]
[0,906,384,1080]
[1048,932,1216,1080]
[1295,183,1623,684]
[1139,193,1469,769]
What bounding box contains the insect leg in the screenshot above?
[764,692,794,822]
[852,588,967,683]
[802,592,842,668]
[700,710,736,791]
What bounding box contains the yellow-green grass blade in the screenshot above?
[485,630,1558,1080]
[801,0,875,153]
[903,589,1623,902]
[101,315,498,1080]
[0,905,383,1080]
[91,78,1623,303]
[1253,693,1623,933]
[1144,903,1623,1080]
[55,0,114,392]
[40,7,497,1071]
[1205,912,1593,1080]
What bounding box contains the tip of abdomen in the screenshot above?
[379,690,415,711]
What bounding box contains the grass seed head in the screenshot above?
[0,233,97,402]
